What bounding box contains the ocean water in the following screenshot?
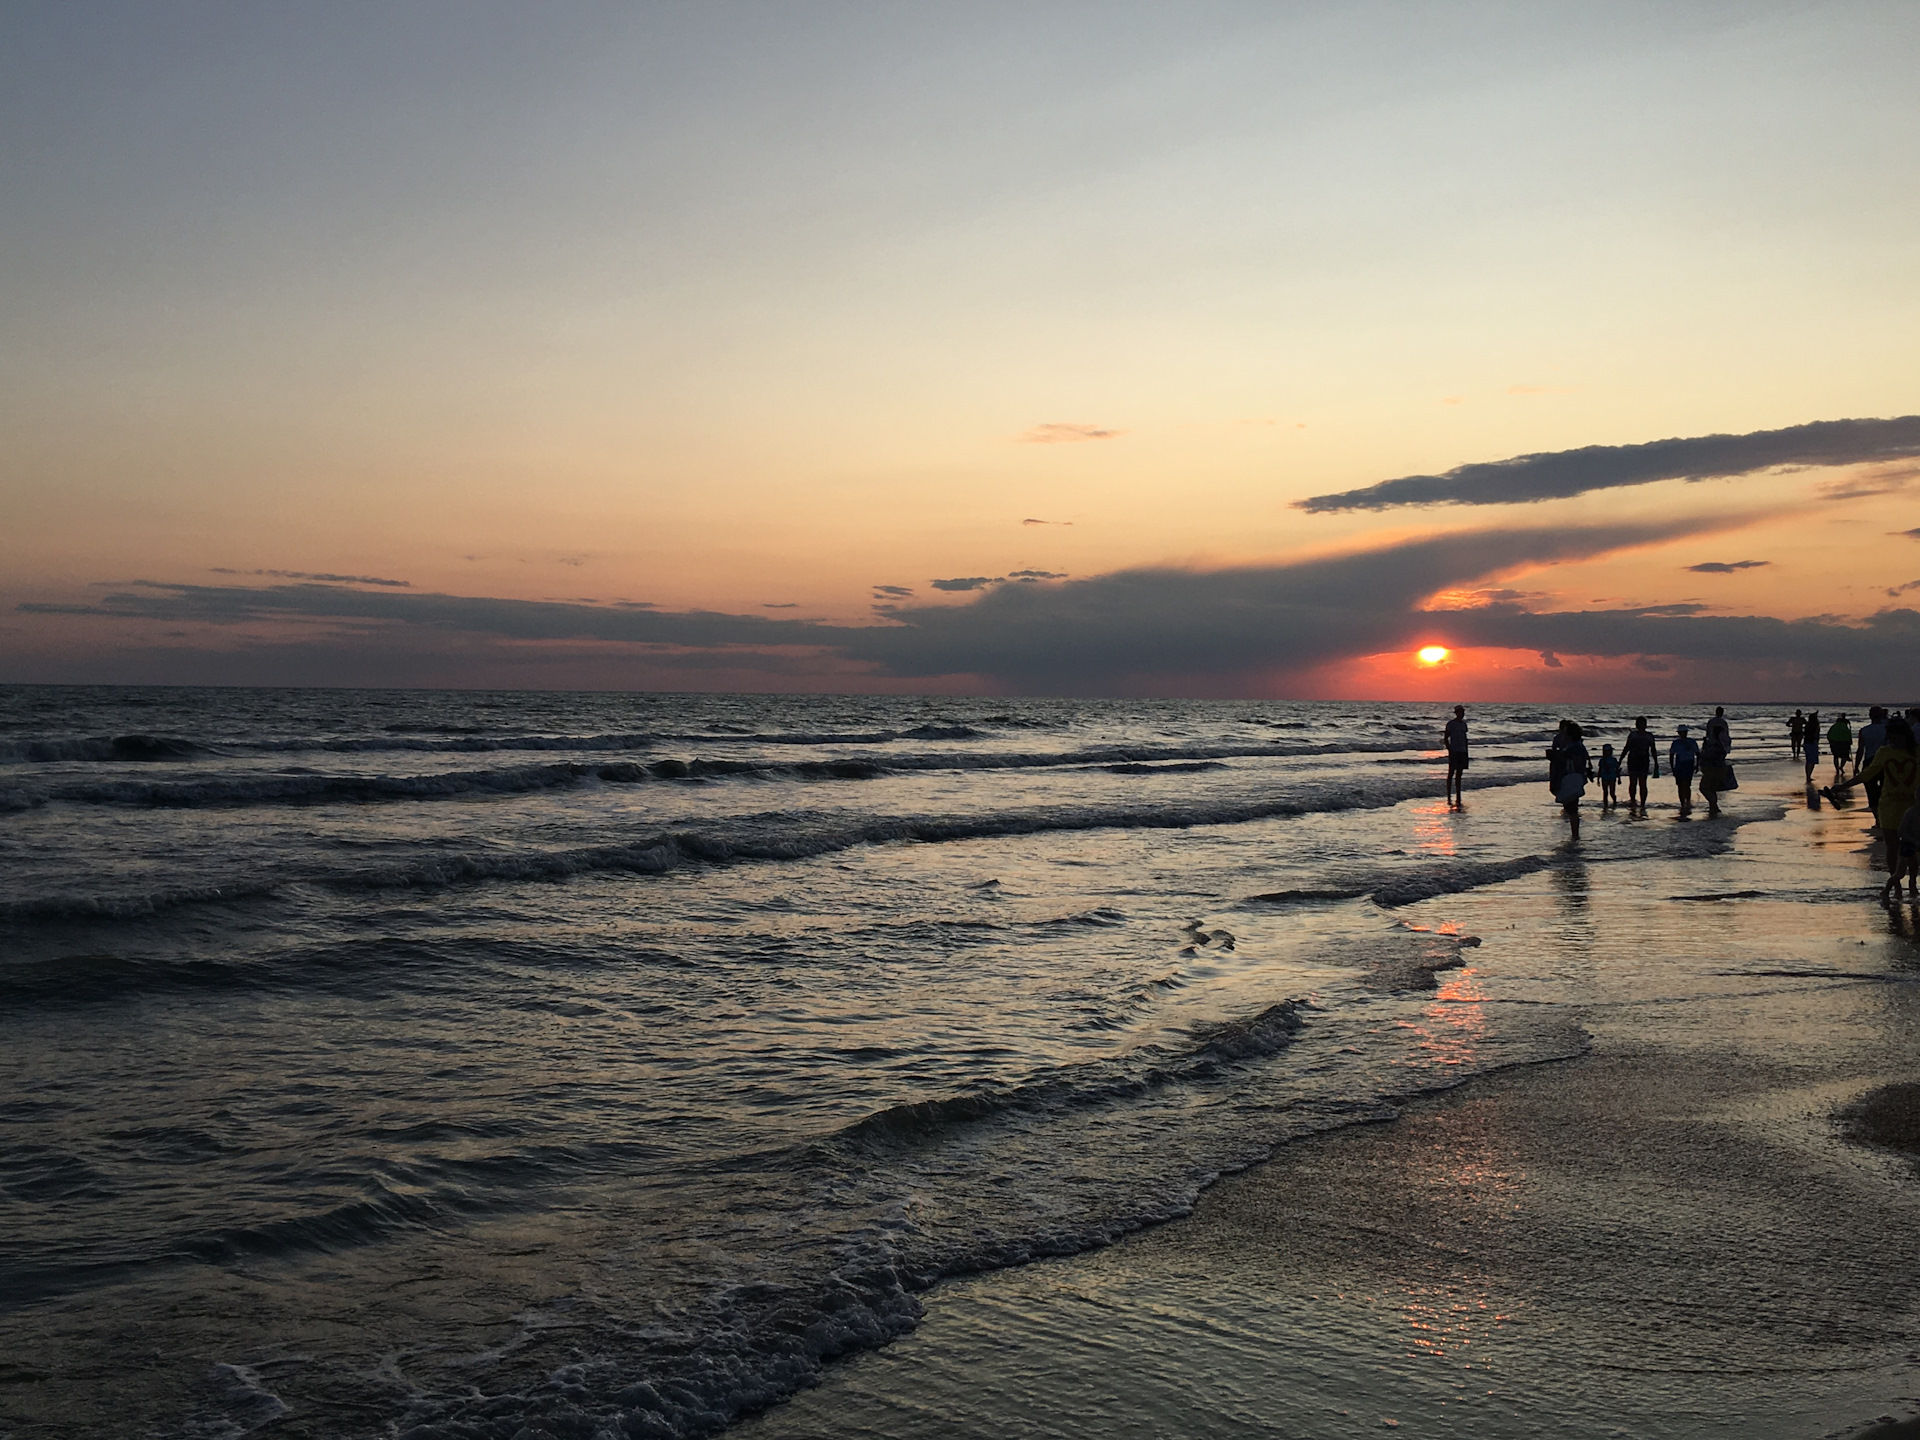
[0,687,1796,1438]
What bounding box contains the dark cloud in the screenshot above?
[1686,560,1770,573]
[1436,602,1920,681]
[25,581,836,649]
[211,568,410,587]
[1539,651,1563,668]
[840,519,1730,682]
[762,602,799,608]
[929,572,1068,591]
[21,514,1920,693]
[1888,580,1920,598]
[871,585,914,598]
[1020,424,1122,444]
[1896,529,1920,540]
[1295,415,1920,513]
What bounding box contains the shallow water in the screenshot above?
[747,757,1920,1440]
[0,688,1806,1438]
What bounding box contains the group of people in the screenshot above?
[1439,704,1920,897]
[1794,705,1920,901]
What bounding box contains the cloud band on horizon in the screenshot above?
[34,512,1915,691]
[1295,414,1920,513]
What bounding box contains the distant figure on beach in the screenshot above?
[1828,717,1919,900]
[1827,713,1853,782]
[1622,716,1659,812]
[1699,724,1732,819]
[1669,725,1700,818]
[1548,719,1592,841]
[1856,707,1889,814]
[1803,711,1821,782]
[1706,706,1731,755]
[1788,709,1806,756]
[1598,744,1620,809]
[1443,704,1469,808]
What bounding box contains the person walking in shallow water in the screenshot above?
[1443,704,1469,808]
[1548,719,1592,841]
[1622,716,1658,813]
[1699,722,1732,818]
[1669,725,1701,818]
[1829,717,1919,900]
[1803,711,1821,783]
[1706,706,1731,758]
[1855,707,1889,817]
[1827,713,1853,783]
[1789,709,1805,757]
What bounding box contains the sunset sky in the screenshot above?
[4,1,1917,697]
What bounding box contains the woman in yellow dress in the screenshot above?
[1831,717,1918,899]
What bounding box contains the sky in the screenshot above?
[3,0,1917,699]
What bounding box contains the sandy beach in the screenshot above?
[747,756,1920,1440]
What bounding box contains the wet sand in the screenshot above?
[747,761,1920,1440]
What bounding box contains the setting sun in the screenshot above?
[1417,646,1451,665]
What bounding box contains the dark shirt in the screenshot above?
[1622,729,1656,772]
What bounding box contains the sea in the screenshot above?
[0,687,1797,1439]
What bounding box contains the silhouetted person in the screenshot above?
[1597,744,1620,809]
[1827,713,1853,782]
[1803,711,1821,781]
[1548,719,1592,841]
[1856,707,1889,815]
[1670,725,1700,818]
[1622,717,1658,812]
[1827,718,1920,898]
[1706,706,1731,757]
[1897,797,1920,900]
[1443,704,1469,808]
[1829,718,1919,901]
[1700,724,1731,818]
[1788,709,1806,757]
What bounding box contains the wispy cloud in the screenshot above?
[1295,414,1920,512]
[1686,560,1770,573]
[211,568,410,587]
[871,585,914,599]
[1019,423,1123,444]
[1007,569,1067,581]
[1817,462,1920,500]
[930,577,999,592]
[1022,518,1072,526]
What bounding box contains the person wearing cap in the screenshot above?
[1669,725,1701,818]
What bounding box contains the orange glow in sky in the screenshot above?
[3,7,1919,696]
